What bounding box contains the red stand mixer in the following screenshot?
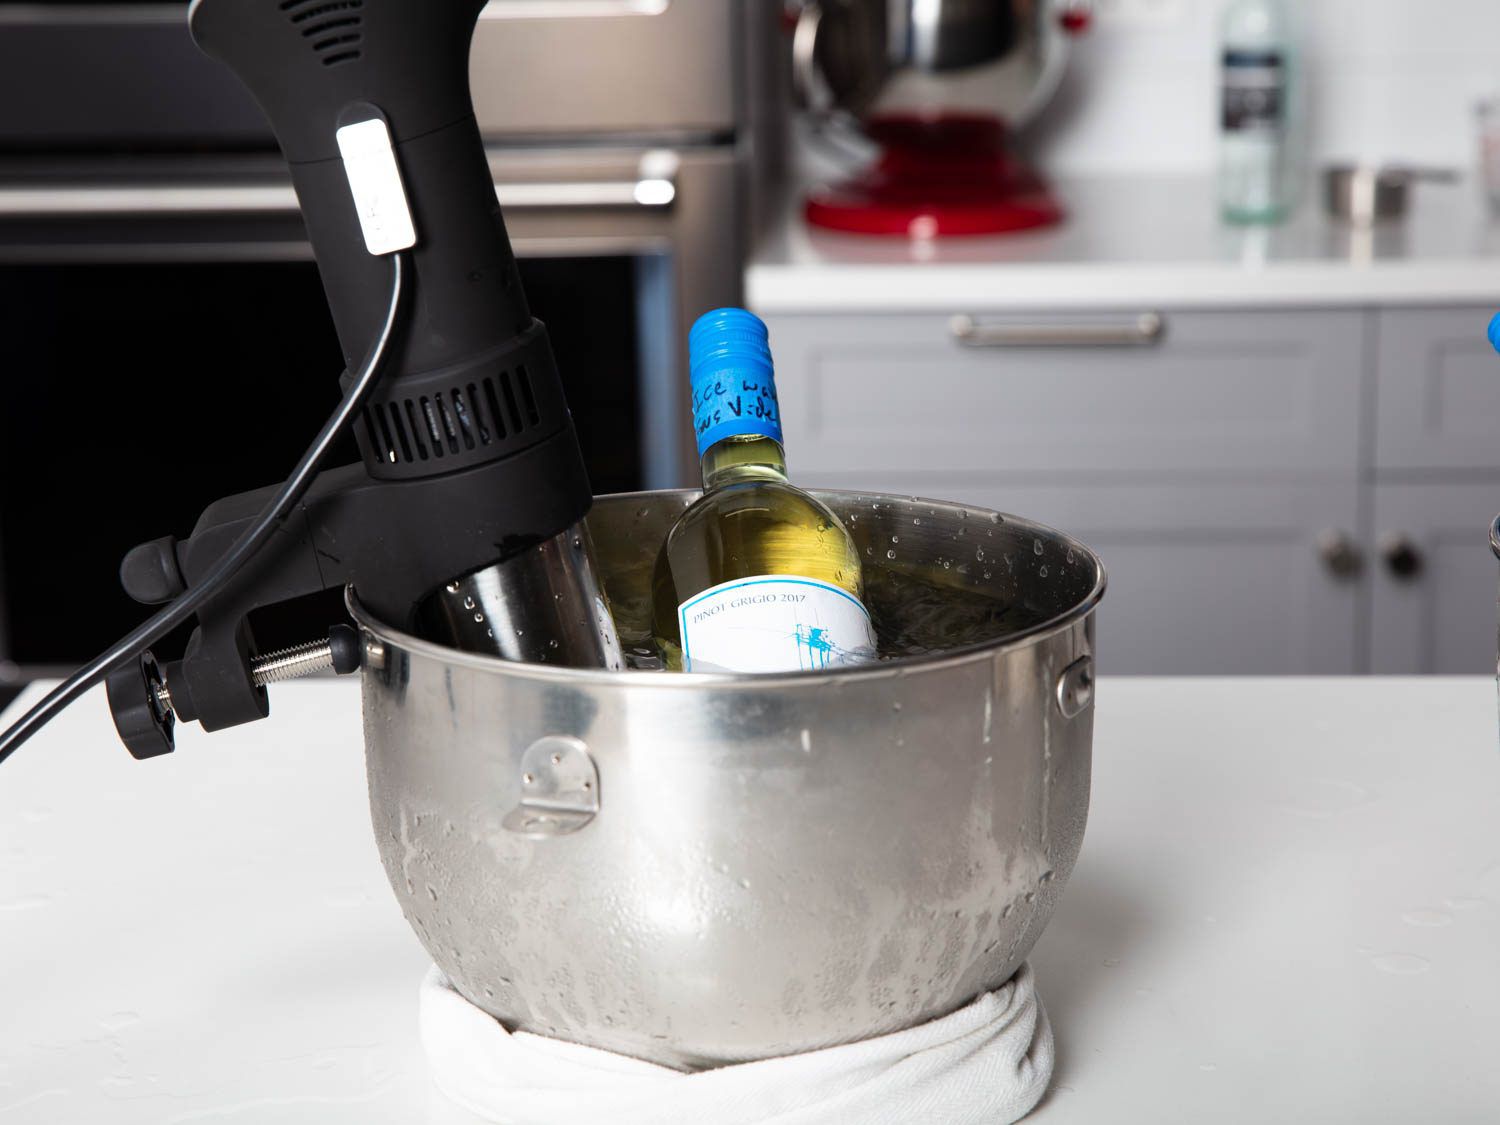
[792,0,1092,238]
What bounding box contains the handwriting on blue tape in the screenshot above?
[692,374,781,444]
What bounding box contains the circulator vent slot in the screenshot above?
[363,367,544,466]
[280,0,364,66]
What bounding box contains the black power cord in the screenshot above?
[0,250,410,767]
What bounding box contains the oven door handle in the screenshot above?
[0,166,679,218]
[479,0,672,18]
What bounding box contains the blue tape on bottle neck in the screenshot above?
[689,308,783,458]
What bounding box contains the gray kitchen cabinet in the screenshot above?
[762,303,1500,675]
[768,309,1365,478]
[800,473,1363,675]
[1375,307,1500,472]
[1369,482,1500,675]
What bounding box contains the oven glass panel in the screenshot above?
[0,257,642,669]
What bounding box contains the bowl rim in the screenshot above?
[348,488,1107,689]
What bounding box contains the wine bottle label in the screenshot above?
[1222,49,1285,134]
[678,575,877,674]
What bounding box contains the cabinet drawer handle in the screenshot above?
[949,312,1165,349]
[1316,529,1364,581]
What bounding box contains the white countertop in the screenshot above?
[748,176,1500,313]
[3,677,1499,1122]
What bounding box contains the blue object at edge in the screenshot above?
[1489,312,1500,355]
[689,308,783,459]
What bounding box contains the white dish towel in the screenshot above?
[419,963,1053,1125]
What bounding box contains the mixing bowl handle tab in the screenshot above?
[1056,656,1095,719]
[501,736,601,838]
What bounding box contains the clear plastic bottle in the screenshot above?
[651,309,877,673]
[1219,0,1294,224]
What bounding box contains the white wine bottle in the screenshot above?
[651,309,877,673]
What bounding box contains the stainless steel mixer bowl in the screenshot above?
[351,490,1104,1070]
[793,0,1076,131]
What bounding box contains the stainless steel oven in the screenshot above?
[0,0,782,684]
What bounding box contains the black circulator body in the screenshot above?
[108,0,598,753]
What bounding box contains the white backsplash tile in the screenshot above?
[1031,0,1500,174]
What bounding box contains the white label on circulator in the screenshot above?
[336,118,418,256]
[678,574,878,674]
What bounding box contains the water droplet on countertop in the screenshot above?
[1472,862,1500,900]
[1033,538,1044,555]
[886,550,897,559]
[1103,957,1121,967]
[1402,909,1453,927]
[799,728,812,754]
[891,701,902,711]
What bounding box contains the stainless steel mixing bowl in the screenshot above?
[351,490,1104,1070]
[793,0,1083,130]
